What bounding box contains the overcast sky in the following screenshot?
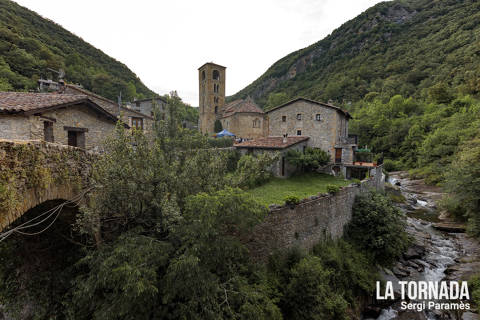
[15,0,385,105]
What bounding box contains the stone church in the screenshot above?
[198,62,267,139]
[197,62,382,179]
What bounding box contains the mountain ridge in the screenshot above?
[0,0,156,101]
[229,0,480,108]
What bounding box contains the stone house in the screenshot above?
[0,92,119,151]
[235,136,309,177]
[63,84,154,134]
[220,98,267,139]
[266,97,357,175]
[126,97,167,118]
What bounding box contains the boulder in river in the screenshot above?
[403,244,426,260]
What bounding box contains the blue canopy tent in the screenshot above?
[216,129,235,137]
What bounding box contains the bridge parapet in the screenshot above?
[0,139,94,231]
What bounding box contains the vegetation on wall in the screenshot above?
[0,0,155,101]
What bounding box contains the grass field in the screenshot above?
[246,173,350,206]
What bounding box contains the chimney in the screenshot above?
[283,133,288,143]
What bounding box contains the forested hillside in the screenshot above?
[0,0,155,100]
[230,0,480,108]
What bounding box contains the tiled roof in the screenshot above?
[0,91,120,123]
[266,97,352,119]
[222,98,264,118]
[234,136,309,149]
[65,84,153,119]
[0,92,89,113]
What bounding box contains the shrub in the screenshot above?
[383,159,400,172]
[326,185,340,194]
[232,153,278,189]
[283,256,348,320]
[285,147,330,172]
[345,191,410,266]
[207,137,233,148]
[312,240,377,304]
[470,274,480,307]
[284,195,300,206]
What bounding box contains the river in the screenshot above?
[371,172,480,320]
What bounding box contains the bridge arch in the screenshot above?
[0,140,93,232]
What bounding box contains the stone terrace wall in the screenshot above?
[246,165,384,261]
[0,139,94,231]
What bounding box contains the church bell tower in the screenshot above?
[198,62,226,135]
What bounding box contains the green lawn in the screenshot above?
[246,173,351,206]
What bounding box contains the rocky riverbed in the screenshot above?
[367,172,480,320]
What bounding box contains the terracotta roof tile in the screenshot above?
[65,84,153,119]
[0,92,89,113]
[234,136,309,149]
[222,98,264,118]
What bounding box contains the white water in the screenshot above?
[376,176,461,320]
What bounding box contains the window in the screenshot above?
[43,121,54,142]
[253,118,260,128]
[297,130,302,136]
[316,114,321,121]
[296,113,302,120]
[67,131,85,149]
[213,70,220,80]
[131,117,144,130]
[64,126,87,149]
[282,115,286,122]
[215,106,218,114]
[202,70,206,80]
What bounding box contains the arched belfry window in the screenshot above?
[202,70,206,80]
[213,70,220,80]
[215,106,218,114]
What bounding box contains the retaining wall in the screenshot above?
[246,165,384,260]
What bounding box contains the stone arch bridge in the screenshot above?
[0,140,94,232]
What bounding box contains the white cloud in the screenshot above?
[14,0,386,105]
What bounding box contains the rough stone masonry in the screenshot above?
[245,165,384,261]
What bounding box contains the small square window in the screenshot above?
[296,114,302,120]
[297,130,302,136]
[316,114,321,121]
[282,116,286,122]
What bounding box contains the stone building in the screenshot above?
[0,92,119,150]
[266,98,357,168]
[235,136,309,177]
[221,98,267,139]
[198,62,226,135]
[126,97,167,118]
[63,84,154,133]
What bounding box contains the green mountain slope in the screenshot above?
[230,0,480,108]
[0,0,155,100]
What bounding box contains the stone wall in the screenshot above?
[222,112,268,140]
[267,100,354,164]
[0,103,117,152]
[245,165,384,260]
[0,140,94,232]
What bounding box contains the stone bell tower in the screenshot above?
[198,62,226,135]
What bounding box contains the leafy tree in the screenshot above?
[345,191,410,266]
[445,138,480,236]
[283,256,348,320]
[161,188,280,319]
[65,232,173,320]
[265,92,289,110]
